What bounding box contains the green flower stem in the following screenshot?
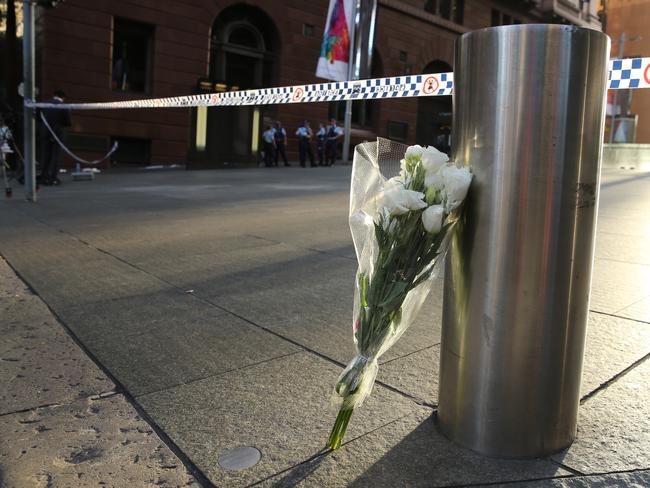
[326,407,354,450]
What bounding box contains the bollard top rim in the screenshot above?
[459,23,610,43]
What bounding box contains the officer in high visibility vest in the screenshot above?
[295,120,315,168]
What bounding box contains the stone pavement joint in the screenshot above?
[589,309,650,326]
[580,351,650,405]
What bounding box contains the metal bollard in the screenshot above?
[438,25,610,458]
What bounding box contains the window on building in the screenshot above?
[228,25,260,48]
[387,121,408,143]
[491,9,516,26]
[424,0,464,24]
[328,99,375,127]
[112,18,154,93]
[302,23,314,37]
[491,8,500,26]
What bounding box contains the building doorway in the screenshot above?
[191,5,279,167]
[416,60,452,152]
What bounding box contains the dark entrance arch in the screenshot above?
[192,5,279,167]
[416,60,452,152]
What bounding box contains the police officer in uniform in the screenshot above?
[325,118,343,166]
[316,122,327,166]
[262,125,276,168]
[273,121,289,167]
[295,121,315,168]
[39,89,71,185]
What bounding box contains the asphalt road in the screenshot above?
[1,165,649,487]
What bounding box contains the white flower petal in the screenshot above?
[422,205,444,234]
[379,179,427,216]
[442,165,472,212]
[405,145,424,160]
[424,169,445,191]
[422,146,449,173]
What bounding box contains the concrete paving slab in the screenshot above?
[616,295,650,324]
[0,223,170,309]
[261,409,570,488]
[594,232,650,265]
[85,229,274,269]
[594,215,650,238]
[499,470,650,487]
[376,310,650,408]
[590,259,650,314]
[581,312,650,397]
[211,281,444,367]
[378,345,440,405]
[137,352,420,487]
[0,394,197,488]
[131,242,321,291]
[0,260,114,415]
[84,312,300,396]
[551,358,650,473]
[57,289,230,343]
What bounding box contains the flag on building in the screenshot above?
[316,0,355,81]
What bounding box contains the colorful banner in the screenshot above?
[316,0,355,82]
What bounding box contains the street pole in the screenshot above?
[609,32,624,144]
[23,0,37,201]
[342,0,359,163]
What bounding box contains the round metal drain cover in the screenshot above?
[218,446,261,470]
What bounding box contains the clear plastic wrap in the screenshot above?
[326,138,472,449]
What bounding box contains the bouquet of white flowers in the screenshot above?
[326,138,472,449]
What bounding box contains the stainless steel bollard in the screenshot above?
[438,25,610,458]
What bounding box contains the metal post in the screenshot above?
[22,0,36,201]
[342,0,359,163]
[438,25,610,458]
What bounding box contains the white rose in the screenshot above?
[380,179,427,216]
[422,205,444,234]
[424,169,445,191]
[405,145,424,161]
[442,165,472,212]
[421,146,449,173]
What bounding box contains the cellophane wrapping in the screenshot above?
[326,138,472,449]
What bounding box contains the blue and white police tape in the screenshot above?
[26,57,650,110]
[27,72,453,110]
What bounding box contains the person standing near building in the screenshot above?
[316,122,327,166]
[39,90,71,185]
[0,115,13,157]
[262,125,276,168]
[295,120,315,168]
[325,118,343,166]
[273,121,289,167]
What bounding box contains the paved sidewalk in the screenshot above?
[0,258,198,487]
[1,166,649,487]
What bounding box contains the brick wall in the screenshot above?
[606,0,650,143]
[39,0,541,166]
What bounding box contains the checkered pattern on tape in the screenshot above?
[27,58,649,110]
[608,58,648,89]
